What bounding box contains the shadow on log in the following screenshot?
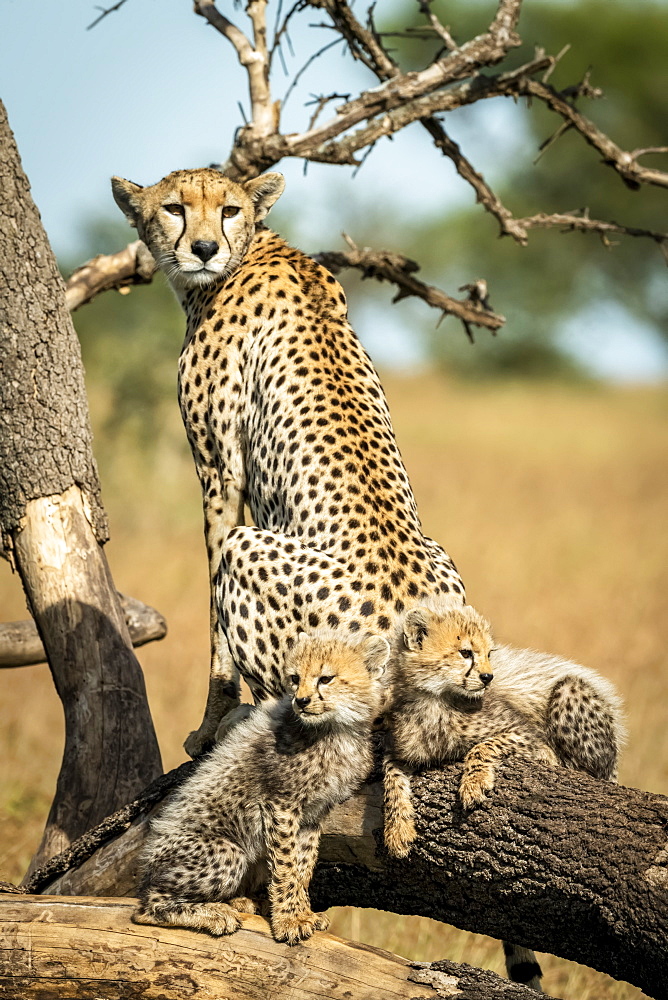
[0,895,557,999]
[18,758,668,1000]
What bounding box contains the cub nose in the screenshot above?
[191,240,219,262]
[295,695,311,708]
[479,673,493,686]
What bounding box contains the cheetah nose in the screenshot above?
[191,240,219,263]
[479,673,493,686]
[295,696,311,708]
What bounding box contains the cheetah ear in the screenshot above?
[403,607,432,651]
[361,635,390,679]
[244,172,285,222]
[296,631,310,643]
[111,176,144,228]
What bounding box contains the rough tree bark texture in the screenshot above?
[0,100,163,871]
[0,896,557,1000]
[19,760,668,1000]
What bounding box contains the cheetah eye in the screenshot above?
[319,675,334,685]
[164,204,184,216]
[460,649,473,660]
[222,205,240,218]
[289,674,300,685]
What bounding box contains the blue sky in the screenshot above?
[2,0,666,380]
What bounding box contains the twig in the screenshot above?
[86,0,128,31]
[313,237,505,337]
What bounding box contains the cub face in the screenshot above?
[287,631,390,726]
[398,604,494,700]
[111,167,284,289]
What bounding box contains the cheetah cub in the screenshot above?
[383,601,624,860]
[134,630,389,945]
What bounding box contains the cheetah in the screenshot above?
[133,629,389,944]
[112,167,464,754]
[381,600,624,992]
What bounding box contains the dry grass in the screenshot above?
[1,372,666,999]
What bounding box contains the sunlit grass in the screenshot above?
[1,372,665,999]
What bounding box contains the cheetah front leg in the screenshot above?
[184,477,244,758]
[263,805,328,945]
[459,734,559,810]
[383,756,417,858]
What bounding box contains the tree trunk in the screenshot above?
[0,99,163,872]
[24,760,668,1000]
[0,895,557,1000]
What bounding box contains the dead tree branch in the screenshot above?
[0,895,555,1000]
[314,239,504,337]
[0,594,167,668]
[17,758,668,999]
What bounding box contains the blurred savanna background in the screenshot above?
[1,1,667,998]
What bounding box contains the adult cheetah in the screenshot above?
[112,167,465,752]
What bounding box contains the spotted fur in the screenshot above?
[112,167,463,754]
[382,600,624,992]
[133,630,389,944]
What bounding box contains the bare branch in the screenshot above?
[516,211,668,254]
[513,76,668,190]
[313,237,505,337]
[65,240,156,311]
[86,0,129,31]
[195,0,276,138]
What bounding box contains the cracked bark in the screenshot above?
[0,100,163,873]
[16,758,668,1000]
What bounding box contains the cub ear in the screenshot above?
[403,607,432,651]
[296,631,310,643]
[361,635,390,680]
[244,172,285,222]
[111,176,144,227]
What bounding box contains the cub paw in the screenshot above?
[228,896,258,914]
[459,767,495,809]
[384,817,417,858]
[200,903,242,936]
[272,909,328,945]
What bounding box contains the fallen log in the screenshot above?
[0,895,555,999]
[20,758,668,1000]
[0,594,167,668]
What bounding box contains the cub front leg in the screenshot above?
[383,756,417,858]
[264,806,327,945]
[459,733,559,809]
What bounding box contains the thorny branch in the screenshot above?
[83,0,668,335]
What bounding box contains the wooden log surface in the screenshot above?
[0,895,554,1000]
[0,593,167,668]
[27,759,668,1000]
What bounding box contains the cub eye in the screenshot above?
[460,649,473,660]
[289,674,300,685]
[164,204,184,216]
[319,675,334,685]
[222,205,240,218]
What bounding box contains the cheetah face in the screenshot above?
[111,168,284,290]
[400,604,494,701]
[287,631,389,727]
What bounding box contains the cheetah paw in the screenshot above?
[458,768,495,810]
[272,909,329,945]
[384,818,417,858]
[199,903,243,936]
[228,896,259,914]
